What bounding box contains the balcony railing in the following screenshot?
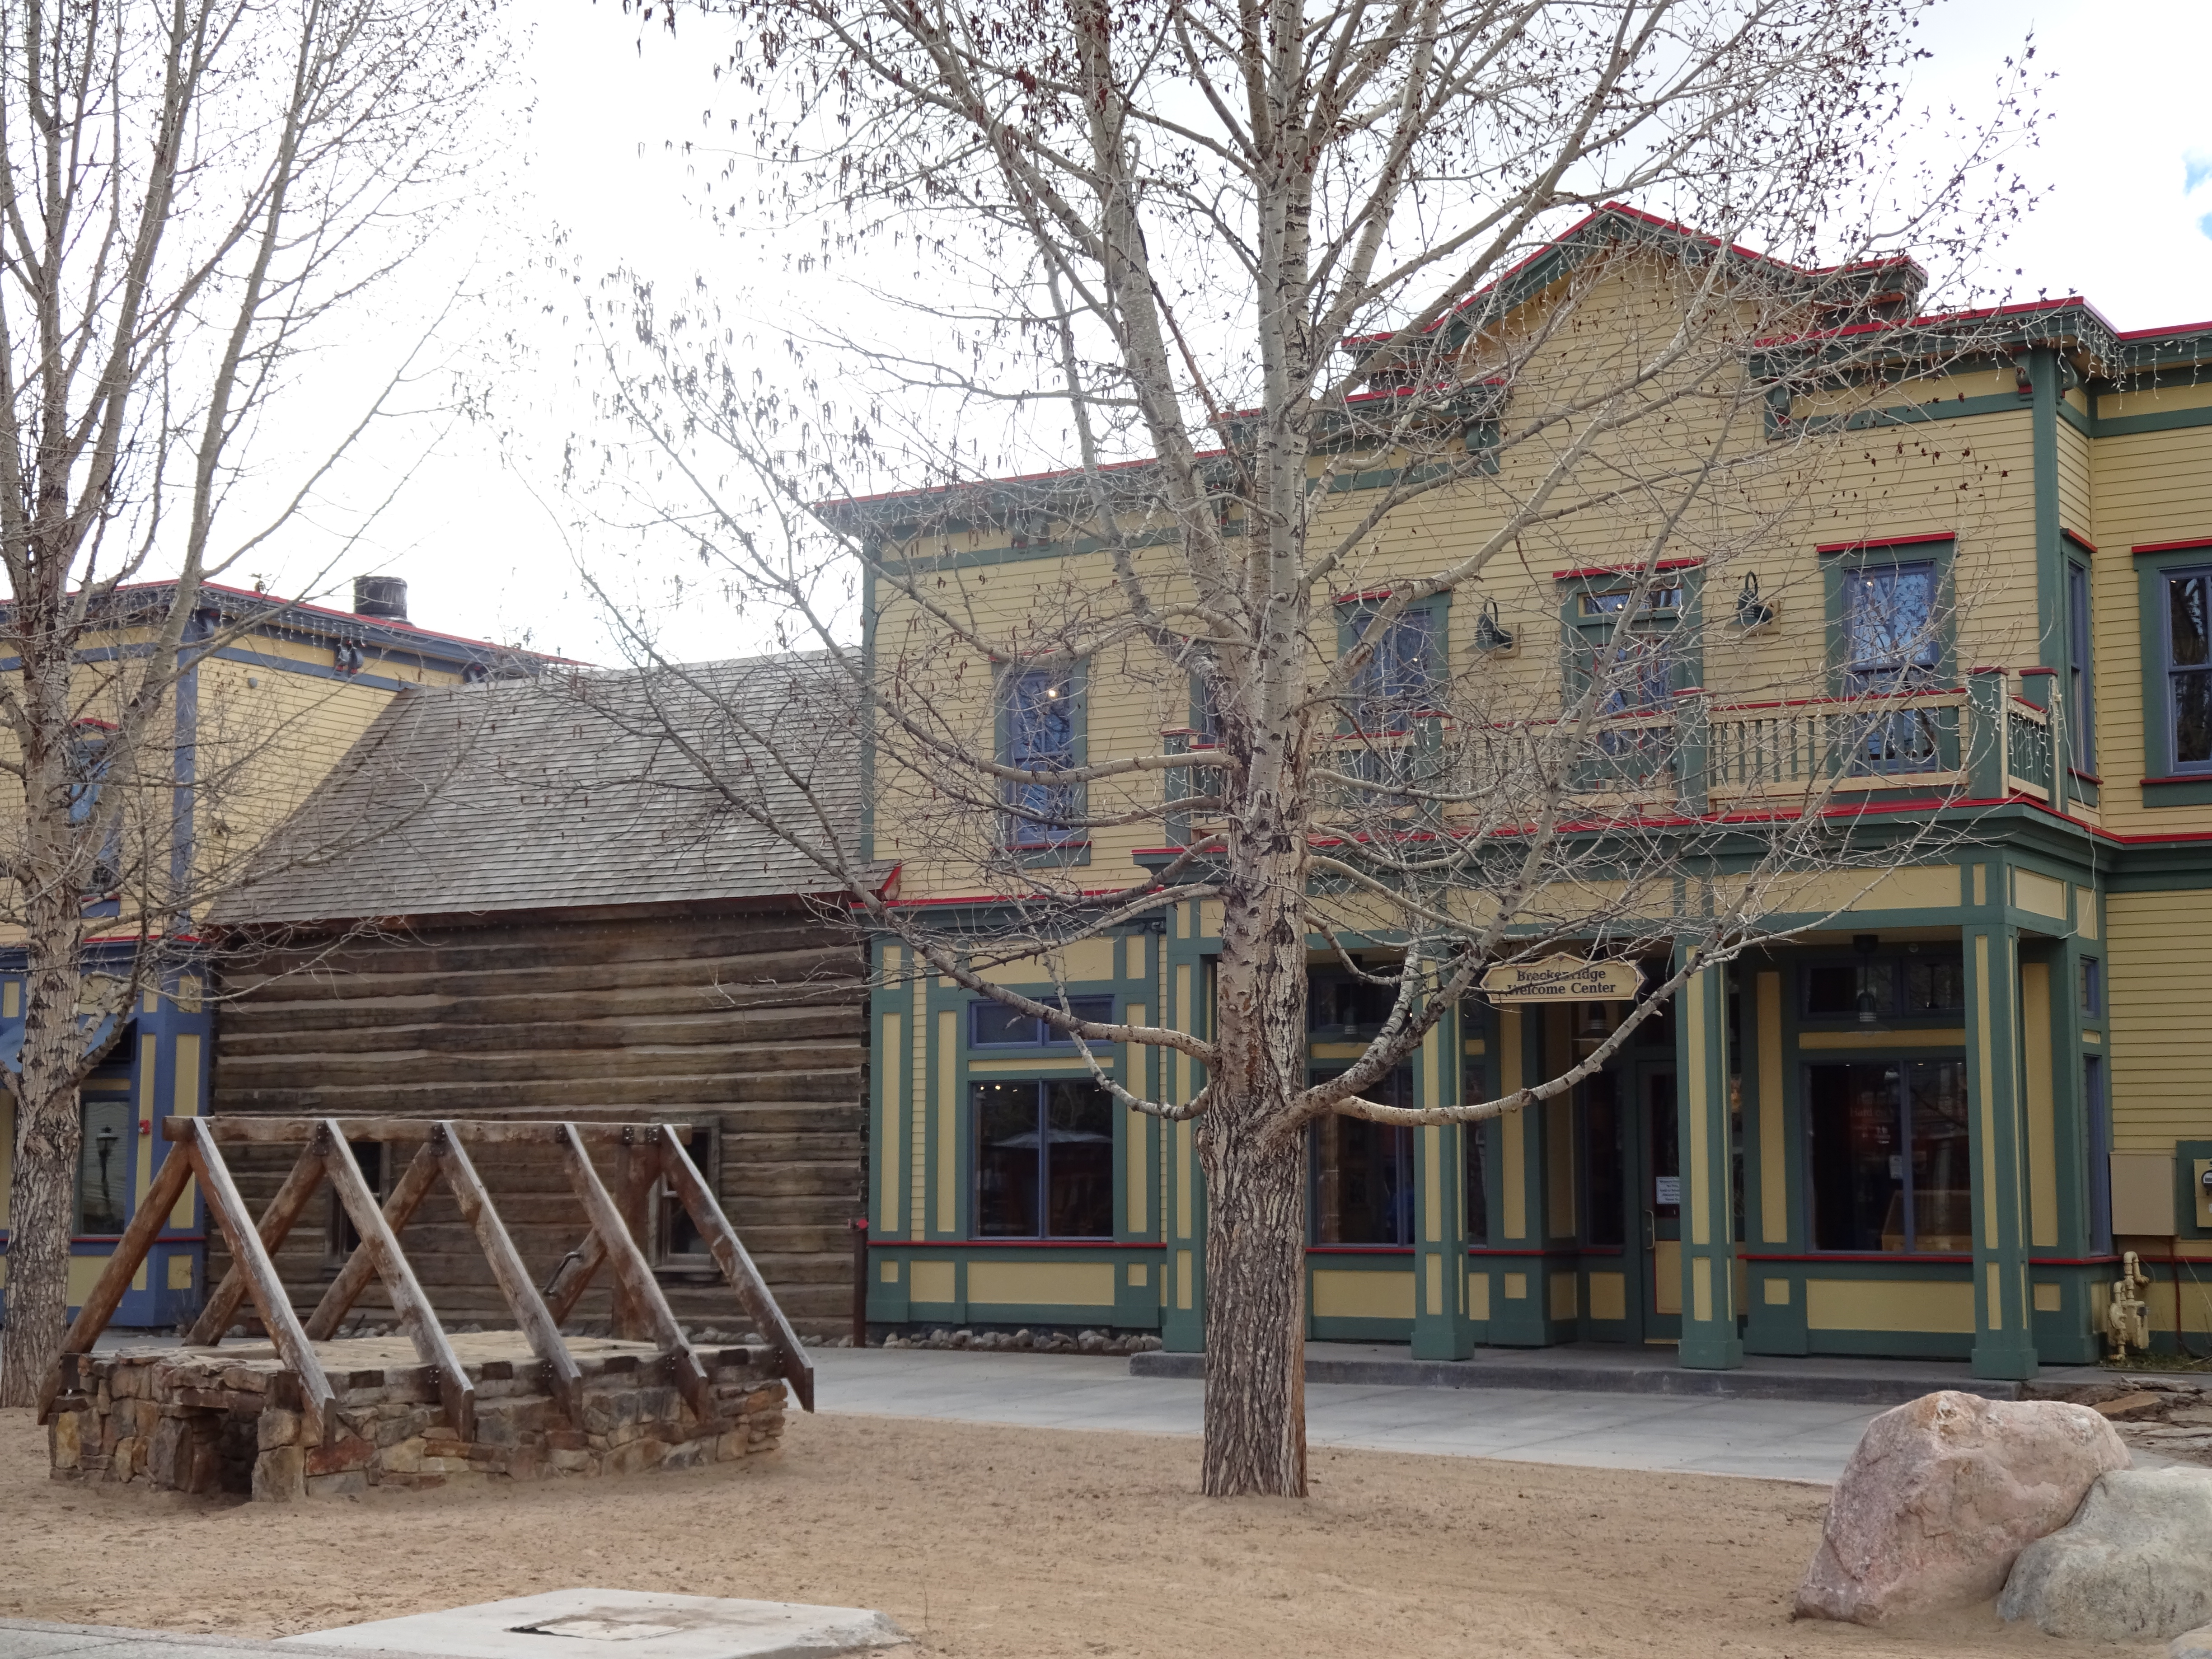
[1158,667,2062,841]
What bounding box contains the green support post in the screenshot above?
[1412,1013,1475,1359]
[1965,922,2039,1379]
[1486,1005,1553,1347]
[1676,952,1742,1370]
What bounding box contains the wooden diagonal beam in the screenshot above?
[305,1141,441,1341]
[657,1126,817,1413]
[35,1145,195,1423]
[188,1141,328,1346]
[319,1120,476,1443]
[610,1135,657,1341]
[179,1120,337,1445]
[555,1122,713,1424]
[542,1229,608,1326]
[432,1122,584,1426]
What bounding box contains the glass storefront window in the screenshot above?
[1807,1059,1970,1251]
[1311,1066,1415,1245]
[75,1094,133,1234]
[972,1079,1114,1238]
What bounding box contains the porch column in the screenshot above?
[1965,922,2039,1379]
[1676,952,1742,1369]
[1411,1016,1475,1359]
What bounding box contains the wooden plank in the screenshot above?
[541,1228,609,1326]
[188,1142,329,1345]
[432,1123,584,1425]
[305,1142,441,1340]
[319,1119,476,1442]
[174,1118,693,1147]
[178,1121,338,1445]
[555,1123,713,1424]
[33,1145,195,1422]
[658,1126,817,1413]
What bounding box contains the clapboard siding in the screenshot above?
[207,910,866,1335]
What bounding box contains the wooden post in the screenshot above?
[556,1123,714,1424]
[433,1122,585,1425]
[658,1125,817,1412]
[188,1141,329,1345]
[178,1120,338,1445]
[319,1120,477,1442]
[305,1142,441,1340]
[610,1134,656,1341]
[33,1145,194,1422]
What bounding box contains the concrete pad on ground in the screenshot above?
[0,1621,430,1659]
[279,1591,908,1659]
[810,1346,1887,1481]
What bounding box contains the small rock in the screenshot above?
[1795,1390,2129,1626]
[2094,1391,2168,1421]
[2173,1621,2212,1659]
[1077,1331,1107,1354]
[1013,1329,1033,1350]
[2000,1467,2212,1640]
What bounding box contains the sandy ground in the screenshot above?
[0,1405,2160,1659]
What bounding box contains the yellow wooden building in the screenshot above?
[835,206,2212,1379]
[0,578,541,1326]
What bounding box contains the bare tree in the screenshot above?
[565,0,2048,1493]
[0,0,511,1405]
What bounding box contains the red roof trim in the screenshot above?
[1551,557,1703,581]
[2131,537,2212,557]
[2062,529,2098,554]
[1815,530,1954,554]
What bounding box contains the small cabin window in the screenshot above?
[75,1089,135,1235]
[325,1139,389,1265]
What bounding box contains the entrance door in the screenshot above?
[1637,1064,1682,1340]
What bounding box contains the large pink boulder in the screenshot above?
[1795,1389,2129,1626]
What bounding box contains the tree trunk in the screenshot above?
[0,943,90,1407]
[1197,680,1316,1497]
[1198,1108,1309,1496]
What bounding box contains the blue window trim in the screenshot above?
[968,994,1116,1049]
[2140,553,2212,789]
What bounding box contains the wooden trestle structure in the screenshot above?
[35,1117,815,1444]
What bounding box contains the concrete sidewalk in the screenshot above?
[0,1619,451,1659]
[809,1345,1881,1481]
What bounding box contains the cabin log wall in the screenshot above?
[208,911,864,1336]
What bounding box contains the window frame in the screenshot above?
[1804,1056,1974,1256]
[1820,537,1957,695]
[1307,1065,1417,1247]
[969,1076,1118,1241]
[323,1138,390,1267]
[2156,562,2212,778]
[2132,543,2212,801]
[996,661,1089,861]
[75,1085,136,1237]
[2066,553,2098,778]
[1336,597,1443,736]
[1556,565,1703,790]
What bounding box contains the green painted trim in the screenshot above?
[1963,924,2039,1379]
[2056,395,2093,438]
[2030,350,2066,691]
[2139,777,2212,807]
[2086,403,2212,439]
[2178,1140,2212,1241]
[1676,956,1743,1369]
[1821,535,1958,694]
[859,563,878,865]
[1788,391,2029,436]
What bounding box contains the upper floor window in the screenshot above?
[1002,667,1081,847]
[1565,578,1689,785]
[970,995,1115,1047]
[2163,568,2212,771]
[1838,559,1945,773]
[2067,560,2097,774]
[1342,603,1436,733]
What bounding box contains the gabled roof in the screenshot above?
[209,653,878,927]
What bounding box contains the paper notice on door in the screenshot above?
[1654,1176,1681,1206]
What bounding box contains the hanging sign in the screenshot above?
[1477,953,1645,1004]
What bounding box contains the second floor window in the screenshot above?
[970,994,1114,1046]
[1003,668,1080,847]
[1343,604,1435,733]
[2164,569,2212,770]
[2067,560,2097,774]
[1841,560,1944,772]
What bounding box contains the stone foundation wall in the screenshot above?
[48,1345,786,1501]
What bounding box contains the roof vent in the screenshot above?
[353,575,408,622]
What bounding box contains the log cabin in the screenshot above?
[200,653,875,1338]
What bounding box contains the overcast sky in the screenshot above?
[237,0,2212,666]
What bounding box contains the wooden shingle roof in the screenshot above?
[212,653,873,926]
